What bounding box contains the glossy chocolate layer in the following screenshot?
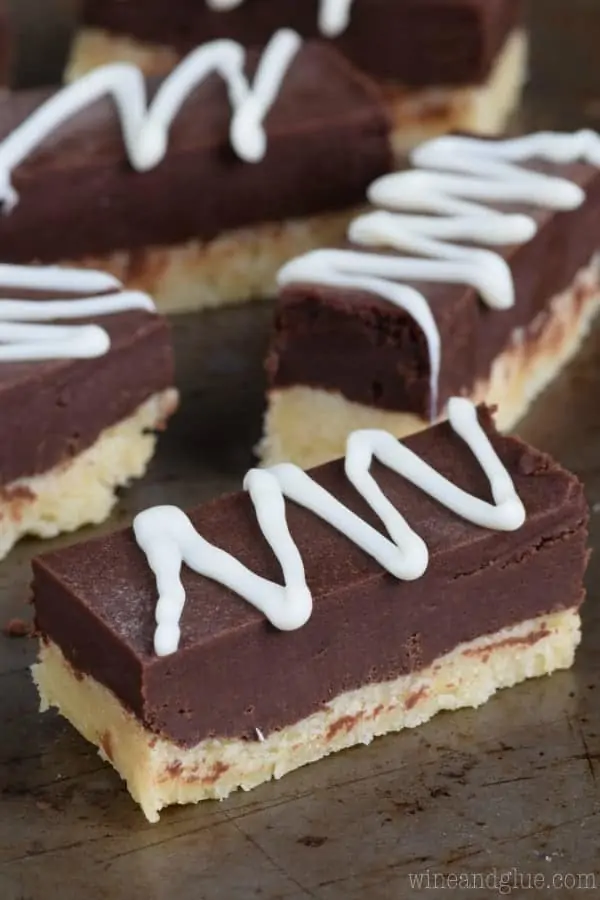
[0,43,391,263]
[268,159,600,419]
[81,0,523,87]
[33,409,589,747]
[0,1,9,87]
[0,285,173,485]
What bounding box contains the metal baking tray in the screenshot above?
[2,1,600,898]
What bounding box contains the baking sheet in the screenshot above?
[2,2,600,898]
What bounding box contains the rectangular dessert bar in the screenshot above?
[0,263,177,559]
[32,402,589,821]
[262,131,600,469]
[0,35,392,313]
[68,0,527,153]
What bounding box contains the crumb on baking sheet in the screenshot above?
[2,617,33,638]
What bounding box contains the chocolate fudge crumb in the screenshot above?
[3,617,33,638]
[297,835,328,848]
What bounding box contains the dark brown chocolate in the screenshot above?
[0,43,391,264]
[0,284,174,485]
[81,0,523,87]
[0,0,9,87]
[267,158,600,419]
[32,409,589,747]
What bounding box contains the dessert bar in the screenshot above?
[0,32,391,313]
[262,131,600,469]
[31,401,589,821]
[67,0,527,153]
[0,263,177,560]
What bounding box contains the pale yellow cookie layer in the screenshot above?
[65,208,356,315]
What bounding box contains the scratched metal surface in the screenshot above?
[2,2,600,899]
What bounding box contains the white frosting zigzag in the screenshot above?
[0,264,155,361]
[0,29,301,211]
[133,398,526,657]
[206,0,355,39]
[278,131,600,419]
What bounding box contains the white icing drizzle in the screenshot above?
[205,0,355,37]
[0,29,301,211]
[0,264,155,361]
[318,0,356,37]
[133,398,525,657]
[278,130,600,419]
[206,0,245,9]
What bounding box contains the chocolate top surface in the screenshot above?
[33,409,589,745]
[268,156,600,418]
[81,0,523,87]
[0,281,174,484]
[0,1,9,87]
[0,43,392,263]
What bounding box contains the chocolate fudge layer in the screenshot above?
[77,0,523,87]
[33,408,588,749]
[0,268,177,559]
[0,43,391,301]
[0,1,9,87]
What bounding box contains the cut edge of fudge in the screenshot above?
[261,258,600,469]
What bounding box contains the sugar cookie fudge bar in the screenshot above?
[0,33,391,313]
[32,401,589,821]
[0,264,177,559]
[67,0,527,153]
[262,131,600,469]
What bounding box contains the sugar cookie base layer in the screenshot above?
[261,259,600,469]
[65,31,527,156]
[33,609,579,823]
[0,389,178,560]
[67,209,356,315]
